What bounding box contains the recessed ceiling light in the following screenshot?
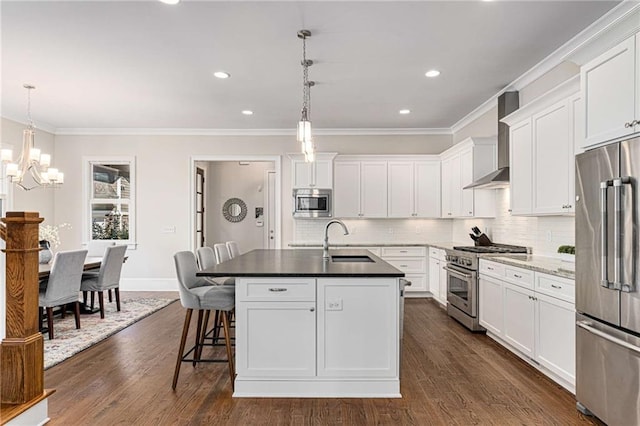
[399,109,411,115]
[213,71,231,79]
[159,0,180,4]
[425,70,441,78]
[242,110,254,116]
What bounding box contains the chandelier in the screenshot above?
[297,29,315,162]
[1,84,63,190]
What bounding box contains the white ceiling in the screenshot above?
[0,0,620,132]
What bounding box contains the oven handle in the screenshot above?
[443,266,473,279]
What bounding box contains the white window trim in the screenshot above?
[82,156,137,250]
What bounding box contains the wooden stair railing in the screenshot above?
[0,212,47,406]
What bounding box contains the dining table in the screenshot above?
[38,256,104,279]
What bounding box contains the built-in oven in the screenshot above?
[292,188,332,218]
[445,263,477,318]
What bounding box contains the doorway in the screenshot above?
[190,156,281,253]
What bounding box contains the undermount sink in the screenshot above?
[330,255,374,263]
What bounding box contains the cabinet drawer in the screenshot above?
[505,266,534,289]
[403,274,427,293]
[479,260,505,278]
[382,247,426,257]
[238,278,315,302]
[384,258,426,274]
[535,273,575,303]
[429,247,446,260]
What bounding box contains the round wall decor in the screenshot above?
[222,198,247,223]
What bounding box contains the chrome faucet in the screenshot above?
[323,219,349,260]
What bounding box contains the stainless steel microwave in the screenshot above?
[293,188,332,218]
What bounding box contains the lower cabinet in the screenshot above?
[428,247,447,305]
[317,278,398,377]
[381,247,427,294]
[478,260,576,392]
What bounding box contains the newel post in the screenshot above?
[0,212,44,404]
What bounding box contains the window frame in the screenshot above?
[83,156,137,249]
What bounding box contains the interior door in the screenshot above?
[620,137,640,333]
[265,170,276,249]
[195,167,205,249]
[575,144,620,325]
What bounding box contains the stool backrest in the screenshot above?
[213,243,231,264]
[196,246,217,270]
[226,241,240,259]
[174,251,210,309]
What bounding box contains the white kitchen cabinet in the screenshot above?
[290,153,337,189]
[388,161,440,218]
[478,259,576,392]
[381,246,427,294]
[535,292,576,385]
[317,278,397,378]
[503,76,580,216]
[479,275,504,336]
[503,282,536,359]
[428,247,447,305]
[333,160,387,218]
[581,34,640,148]
[440,137,496,218]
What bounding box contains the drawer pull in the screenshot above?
[487,267,494,270]
[310,307,315,312]
[400,250,408,253]
[551,284,562,289]
[513,274,522,278]
[268,288,288,292]
[400,264,409,268]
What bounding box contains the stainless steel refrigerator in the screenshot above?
[575,137,640,425]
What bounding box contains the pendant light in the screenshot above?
[297,29,315,163]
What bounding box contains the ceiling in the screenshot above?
[0,1,620,132]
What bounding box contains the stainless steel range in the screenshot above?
[445,241,527,332]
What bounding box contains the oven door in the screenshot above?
[445,264,477,317]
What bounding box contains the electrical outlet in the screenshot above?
[546,230,553,242]
[415,226,422,234]
[326,298,343,311]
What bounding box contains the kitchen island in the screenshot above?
[197,249,405,397]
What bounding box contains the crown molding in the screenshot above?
[53,127,452,136]
[1,114,58,135]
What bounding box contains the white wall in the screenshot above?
[206,161,274,252]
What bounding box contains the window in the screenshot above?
[84,157,135,245]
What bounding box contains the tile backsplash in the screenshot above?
[292,188,574,257]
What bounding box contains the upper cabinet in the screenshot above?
[581,33,640,149]
[290,153,337,189]
[440,137,497,218]
[334,155,440,219]
[502,77,580,216]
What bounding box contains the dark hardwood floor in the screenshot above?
[44,293,598,425]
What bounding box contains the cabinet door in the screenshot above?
[439,261,448,305]
[333,162,360,218]
[503,282,535,359]
[415,161,440,217]
[567,94,582,213]
[460,148,474,217]
[581,35,636,148]
[440,157,453,218]
[317,278,398,378]
[292,159,313,188]
[387,162,414,217]
[535,293,576,385]
[361,162,388,217]
[479,276,504,336]
[314,158,333,188]
[428,257,440,296]
[533,101,571,214]
[236,301,316,377]
[510,119,533,215]
[450,155,462,217]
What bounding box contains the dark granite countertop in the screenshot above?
[197,249,405,278]
[288,242,430,248]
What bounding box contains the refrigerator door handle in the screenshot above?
[577,320,640,355]
[601,180,613,288]
[613,176,633,292]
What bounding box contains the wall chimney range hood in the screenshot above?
[464,91,519,189]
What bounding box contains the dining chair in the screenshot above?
[226,241,240,259]
[39,249,88,340]
[213,243,232,264]
[86,240,116,302]
[172,251,235,391]
[80,244,128,319]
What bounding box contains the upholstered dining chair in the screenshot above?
[226,241,240,259]
[80,244,127,319]
[196,246,233,287]
[86,240,116,302]
[213,243,232,264]
[172,251,235,391]
[39,249,88,340]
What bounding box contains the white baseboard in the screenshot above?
[119,278,178,292]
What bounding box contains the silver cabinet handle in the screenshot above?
[625,122,633,128]
[400,264,409,268]
[400,250,408,253]
[268,288,288,292]
[513,274,522,278]
[601,180,612,288]
[551,284,562,289]
[310,307,315,312]
[577,320,640,355]
[487,267,494,270]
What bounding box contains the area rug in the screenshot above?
[44,298,178,370]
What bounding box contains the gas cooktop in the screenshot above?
[452,244,528,254]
